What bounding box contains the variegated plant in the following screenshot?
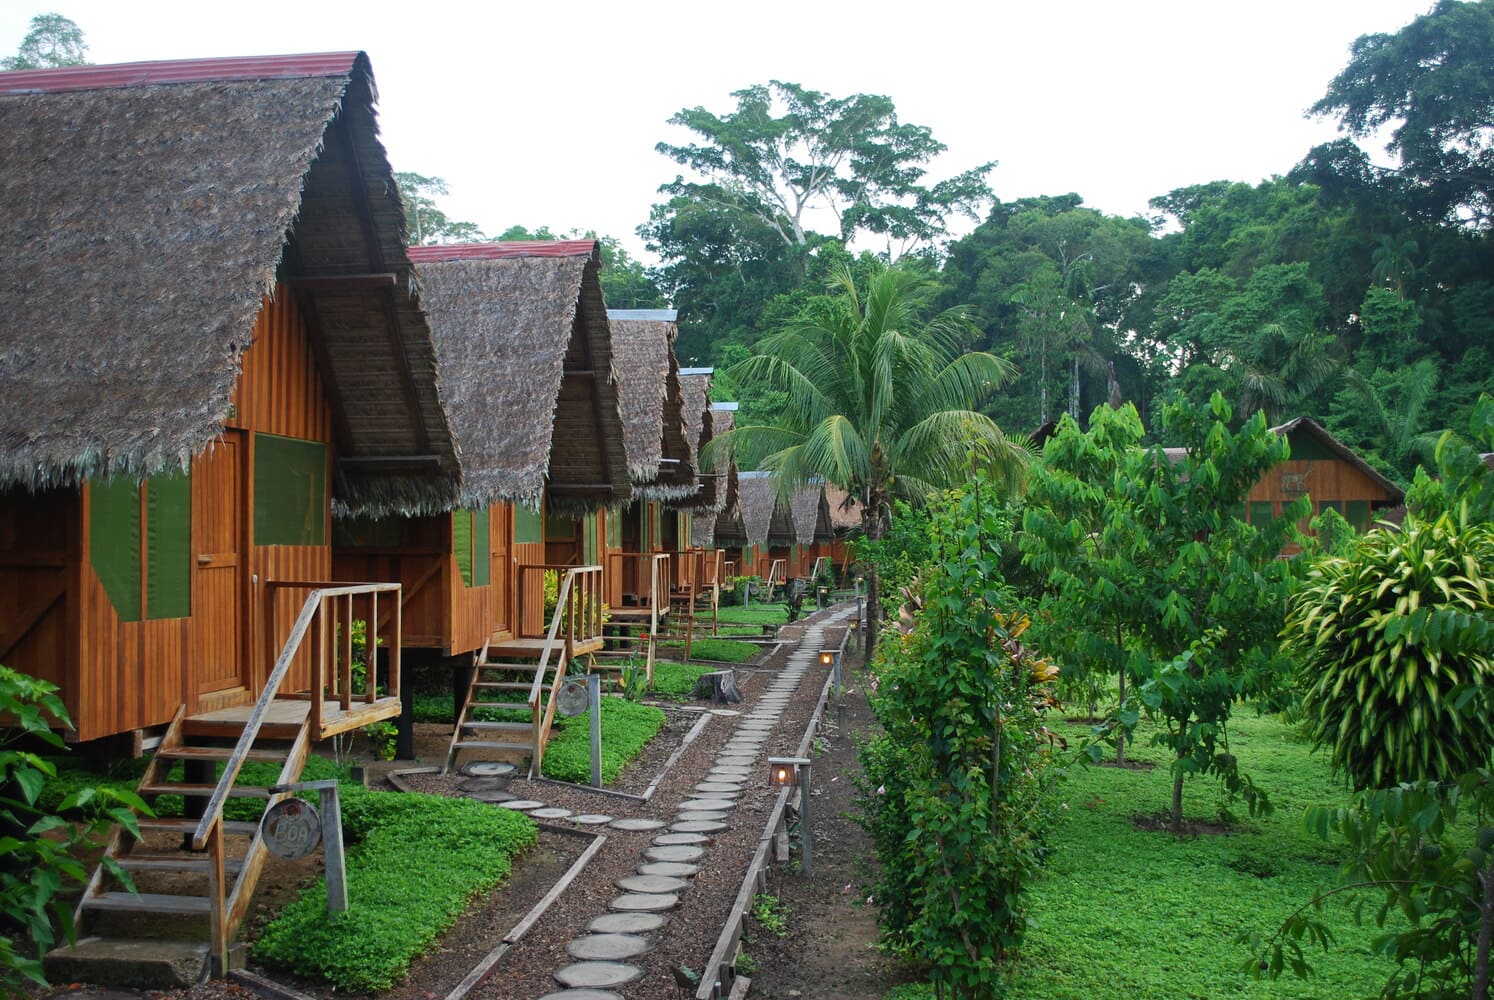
[1285,511,1493,790]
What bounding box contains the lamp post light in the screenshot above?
[767,756,813,875]
[818,648,842,697]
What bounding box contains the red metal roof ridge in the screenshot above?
[407,240,599,262]
[0,52,362,95]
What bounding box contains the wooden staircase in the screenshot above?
[445,565,604,777]
[66,582,403,979]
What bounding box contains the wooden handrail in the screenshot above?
[521,564,603,774]
[191,581,400,850]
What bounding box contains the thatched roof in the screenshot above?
[408,241,630,512]
[607,310,695,500]
[710,404,740,520]
[669,369,722,513]
[0,52,459,515]
[691,513,717,547]
[788,484,831,545]
[738,471,796,546]
[823,484,865,532]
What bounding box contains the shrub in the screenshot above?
[253,789,536,991]
[541,699,665,784]
[1284,511,1494,790]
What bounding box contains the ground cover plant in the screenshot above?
[539,698,666,784]
[658,636,759,663]
[253,789,537,992]
[714,602,791,626]
[647,660,718,699]
[880,712,1404,999]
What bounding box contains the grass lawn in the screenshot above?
[715,602,791,626]
[886,711,1404,999]
[648,660,717,699]
[658,636,760,663]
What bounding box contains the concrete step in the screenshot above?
[44,937,211,989]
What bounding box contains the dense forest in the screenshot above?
[626,0,1492,485]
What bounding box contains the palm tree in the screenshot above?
[709,262,1026,651]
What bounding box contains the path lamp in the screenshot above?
[767,756,813,875]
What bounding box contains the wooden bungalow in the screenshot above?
[1164,416,1404,551]
[0,53,459,968]
[597,310,695,667]
[736,472,795,592]
[786,483,835,581]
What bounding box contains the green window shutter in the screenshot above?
[1345,500,1370,532]
[253,434,327,546]
[583,515,599,564]
[514,505,543,544]
[681,513,691,544]
[90,477,142,622]
[454,510,473,587]
[146,470,191,619]
[472,509,490,588]
[651,504,662,550]
[1249,501,1274,526]
[606,509,621,549]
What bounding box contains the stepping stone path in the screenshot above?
[453,606,859,994]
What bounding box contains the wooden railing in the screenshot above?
[600,552,668,682]
[194,580,401,965]
[765,558,787,599]
[520,564,603,777]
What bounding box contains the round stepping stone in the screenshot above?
[461,760,516,778]
[570,814,614,825]
[671,819,728,833]
[708,709,740,716]
[589,911,668,934]
[532,807,573,820]
[710,766,752,777]
[498,799,545,810]
[638,861,699,877]
[675,810,729,823]
[694,782,741,794]
[608,817,666,832]
[468,789,517,804]
[644,845,706,863]
[553,962,642,989]
[540,991,623,1000]
[681,798,737,812]
[459,776,510,792]
[609,892,679,912]
[617,874,690,894]
[654,832,709,845]
[716,756,756,767]
[566,933,651,961]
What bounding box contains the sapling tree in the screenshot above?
[1123,393,1304,828]
[1020,402,1147,762]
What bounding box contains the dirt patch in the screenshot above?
[1095,758,1156,771]
[1131,811,1236,836]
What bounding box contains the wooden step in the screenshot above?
[114,856,246,874]
[181,719,305,741]
[154,746,285,764]
[137,783,273,799]
[451,739,531,752]
[473,681,532,691]
[81,891,212,915]
[136,817,260,837]
[460,720,532,734]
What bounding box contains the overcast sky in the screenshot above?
[3,1,1431,260]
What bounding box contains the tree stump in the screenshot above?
[691,669,742,704]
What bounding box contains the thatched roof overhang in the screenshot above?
[608,310,695,501]
[691,513,717,547]
[0,52,459,516]
[710,405,740,519]
[669,370,721,513]
[408,241,630,513]
[738,471,795,547]
[788,483,832,545]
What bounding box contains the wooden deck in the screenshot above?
[487,636,605,659]
[188,695,402,741]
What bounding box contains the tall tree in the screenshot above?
[709,262,1025,652]
[3,12,87,70]
[393,172,485,245]
[655,81,995,257]
[1311,0,1494,228]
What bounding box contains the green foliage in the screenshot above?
[1122,393,1304,826]
[0,667,149,991]
[660,637,758,663]
[648,660,717,699]
[254,789,536,992]
[859,474,1062,996]
[1244,766,1494,999]
[713,602,789,626]
[540,699,665,784]
[3,13,87,70]
[1285,511,1493,790]
[751,893,789,937]
[393,172,485,245]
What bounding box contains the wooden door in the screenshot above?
[489,505,511,636]
[191,432,248,704]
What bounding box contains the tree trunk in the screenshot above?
[1171,754,1186,830]
[863,501,886,661]
[1115,621,1126,766]
[1474,860,1493,1000]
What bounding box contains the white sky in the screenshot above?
[3,0,1429,261]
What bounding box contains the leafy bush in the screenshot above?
[541,699,665,784]
[859,474,1063,997]
[0,667,148,991]
[1284,511,1494,790]
[253,789,536,991]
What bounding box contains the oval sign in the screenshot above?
[261,798,322,860]
[556,678,589,717]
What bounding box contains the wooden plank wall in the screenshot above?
[1246,458,1392,513]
